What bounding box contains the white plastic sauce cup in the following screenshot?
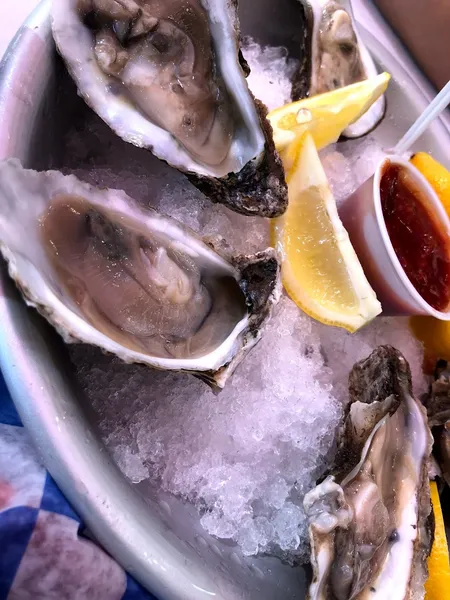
[338,155,450,319]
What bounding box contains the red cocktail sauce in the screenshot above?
[380,162,450,312]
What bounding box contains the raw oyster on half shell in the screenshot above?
[304,346,433,600]
[0,159,281,389]
[293,0,386,137]
[51,0,288,217]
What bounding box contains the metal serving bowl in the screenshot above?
[0,1,449,599]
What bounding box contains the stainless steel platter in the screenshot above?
[0,1,449,599]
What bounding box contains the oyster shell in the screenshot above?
[0,159,281,389]
[424,360,450,488]
[304,346,433,600]
[51,0,288,217]
[293,0,386,138]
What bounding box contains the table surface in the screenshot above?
[0,2,40,60]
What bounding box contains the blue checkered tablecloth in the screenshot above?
[0,372,156,600]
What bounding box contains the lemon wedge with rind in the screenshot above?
[411,152,450,220]
[268,72,391,153]
[425,481,450,599]
[272,133,381,332]
[409,154,450,363]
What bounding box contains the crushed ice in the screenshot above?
[68,40,426,562]
[243,38,298,111]
[72,297,342,561]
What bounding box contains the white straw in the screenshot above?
[393,80,450,155]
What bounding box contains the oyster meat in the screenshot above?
[0,159,281,389]
[51,0,288,217]
[293,0,386,137]
[304,346,433,600]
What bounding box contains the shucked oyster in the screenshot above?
[293,0,386,137]
[0,160,281,389]
[51,0,288,217]
[304,346,433,600]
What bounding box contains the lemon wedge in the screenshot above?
[271,132,381,332]
[409,154,450,362]
[425,481,450,599]
[410,317,450,364]
[268,72,391,154]
[411,152,450,218]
